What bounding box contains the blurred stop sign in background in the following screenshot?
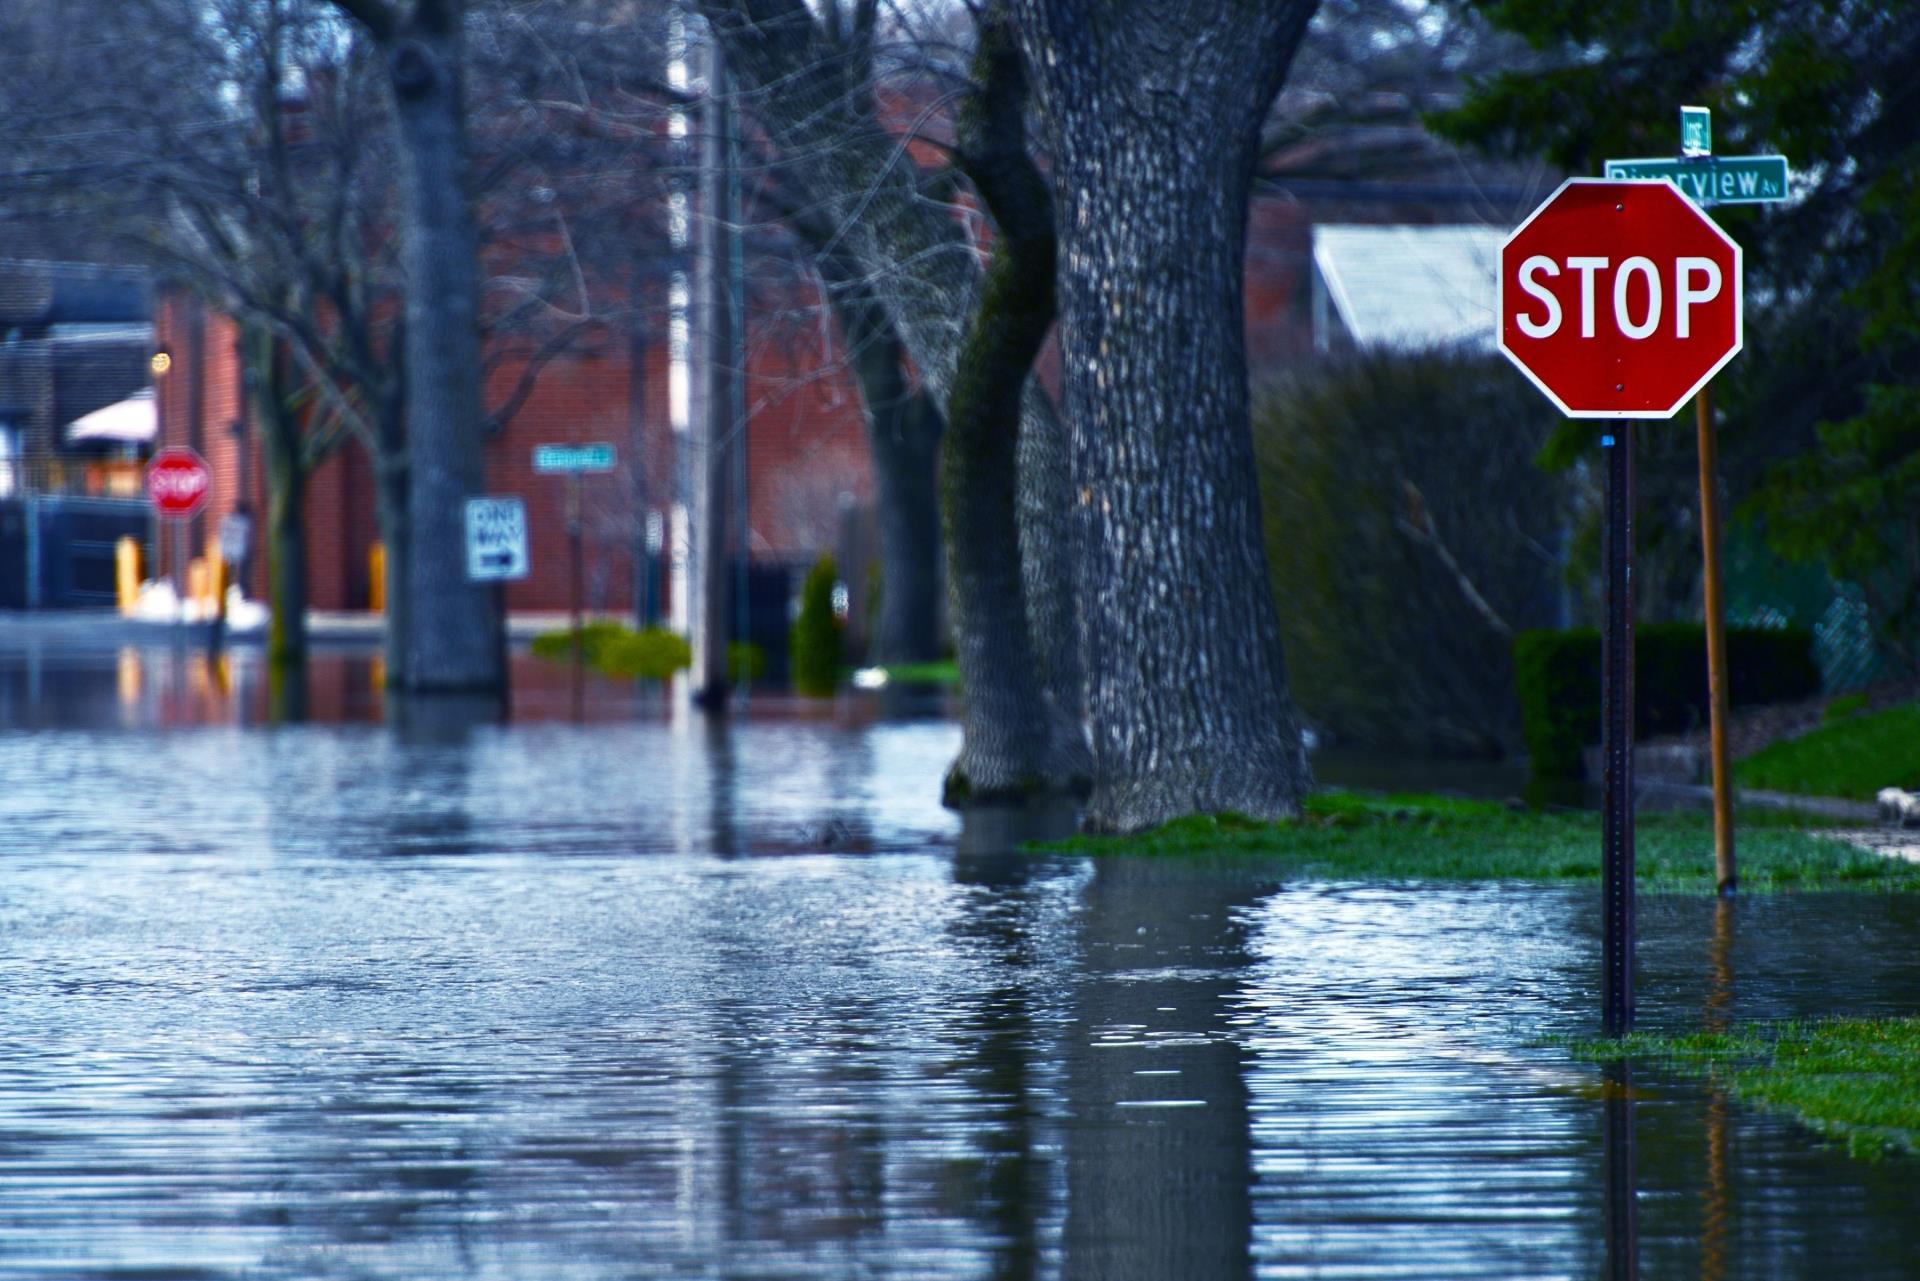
[145,446,211,518]
[1498,178,1742,419]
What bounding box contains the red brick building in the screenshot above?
[149,287,873,618]
[144,163,1538,623]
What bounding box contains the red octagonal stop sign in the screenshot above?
[145,446,211,518]
[1499,178,1742,418]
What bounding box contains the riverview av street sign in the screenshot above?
[532,442,616,474]
[145,447,211,518]
[1602,155,1790,206]
[465,496,530,582]
[1497,178,1742,419]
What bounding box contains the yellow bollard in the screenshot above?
[205,535,226,615]
[369,541,386,614]
[115,536,142,615]
[187,557,209,613]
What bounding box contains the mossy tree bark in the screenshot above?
[942,4,1089,803]
[1013,0,1317,831]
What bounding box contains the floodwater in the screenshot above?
[2,640,1918,1280]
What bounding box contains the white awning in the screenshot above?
[65,386,157,444]
[1312,225,1502,352]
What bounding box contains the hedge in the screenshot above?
[1254,349,1567,754]
[1516,624,1820,780]
[790,554,842,698]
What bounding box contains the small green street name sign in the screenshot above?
[533,442,617,473]
[1603,155,1789,205]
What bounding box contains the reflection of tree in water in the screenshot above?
[1061,858,1260,1281]
[947,841,1064,1281]
[372,694,500,858]
[704,716,739,857]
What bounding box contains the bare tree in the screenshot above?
[694,0,1090,796]
[3,0,667,675]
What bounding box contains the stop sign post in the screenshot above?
[145,447,212,621]
[1497,179,1745,1037]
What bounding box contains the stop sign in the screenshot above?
[145,446,211,517]
[1498,178,1742,418]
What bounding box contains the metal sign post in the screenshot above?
[1602,429,1636,1036]
[1499,174,1746,1034]
[466,496,530,710]
[533,442,616,686]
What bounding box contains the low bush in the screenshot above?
[530,622,691,681]
[1255,349,1568,755]
[790,554,841,697]
[1516,624,1821,780]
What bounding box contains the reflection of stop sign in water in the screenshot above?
[145,447,211,517]
[1498,178,1742,418]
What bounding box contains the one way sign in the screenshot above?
[465,496,530,582]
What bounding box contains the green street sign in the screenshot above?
[1603,155,1790,205]
[1680,105,1712,157]
[533,442,617,473]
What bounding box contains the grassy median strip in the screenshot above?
[1572,1019,1920,1159]
[1735,700,1920,801]
[880,660,962,686]
[1035,791,1920,892]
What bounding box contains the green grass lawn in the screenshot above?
[880,660,960,686]
[1573,1018,1920,1159]
[1735,701,1920,801]
[1036,791,1920,892]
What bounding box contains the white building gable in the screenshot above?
[1311,224,1502,353]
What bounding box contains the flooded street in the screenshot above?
[2,643,1918,1279]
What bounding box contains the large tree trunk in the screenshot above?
[247,324,309,668]
[941,4,1086,803]
[700,0,1084,787]
[382,3,499,692]
[1014,0,1317,831]
[261,422,308,668]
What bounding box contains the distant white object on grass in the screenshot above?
[1877,788,1920,828]
[851,667,888,691]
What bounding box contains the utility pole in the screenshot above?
[730,101,750,698]
[690,30,737,710]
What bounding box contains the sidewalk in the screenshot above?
[0,609,615,650]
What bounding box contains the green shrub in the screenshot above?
[600,627,692,680]
[530,622,690,681]
[1255,349,1568,755]
[790,554,841,697]
[529,620,627,665]
[1516,624,1821,780]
